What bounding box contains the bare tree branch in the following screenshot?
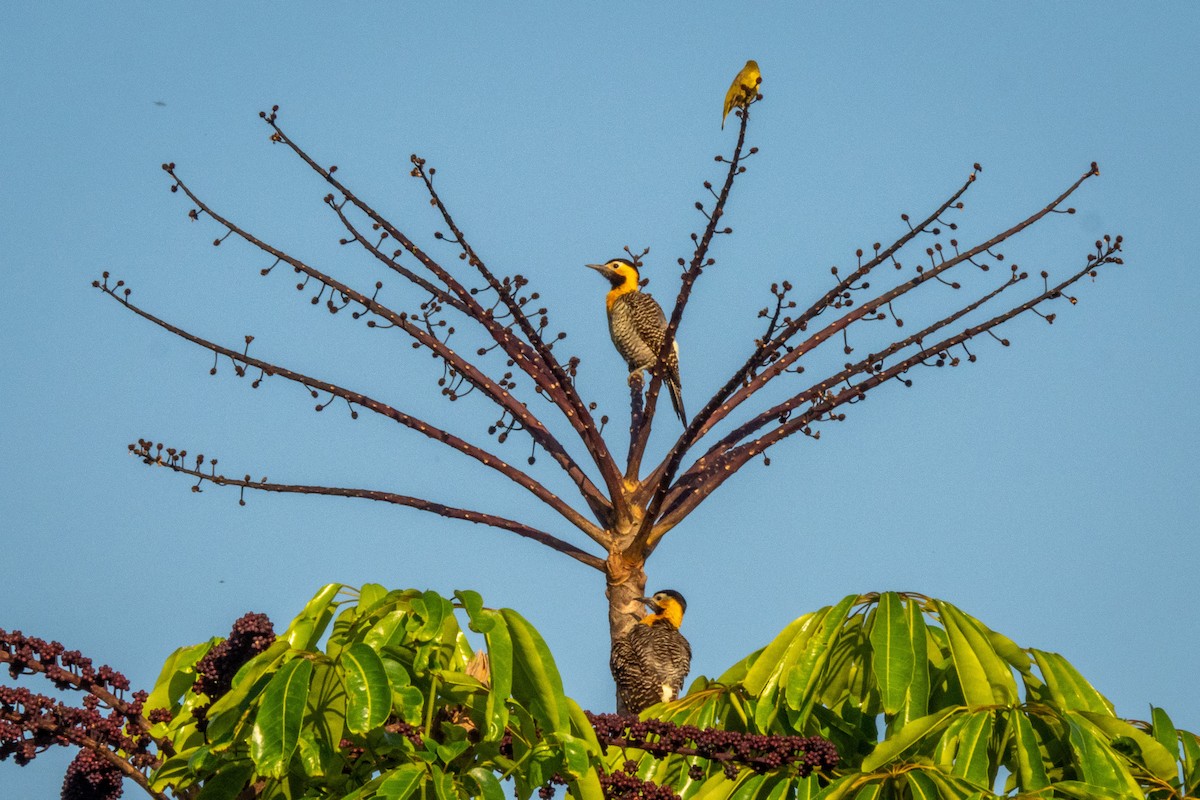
[653,235,1123,535]
[162,167,612,520]
[633,163,1101,546]
[694,163,1099,440]
[129,440,607,572]
[94,275,608,547]
[626,104,757,480]
[258,110,628,513]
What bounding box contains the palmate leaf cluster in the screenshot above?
[648,593,1200,800]
[146,585,603,800]
[141,587,1200,800]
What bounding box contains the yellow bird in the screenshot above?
[722,60,762,129]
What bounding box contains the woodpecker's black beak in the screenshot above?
[638,596,661,613]
[585,262,622,286]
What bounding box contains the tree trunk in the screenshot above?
[605,517,648,713]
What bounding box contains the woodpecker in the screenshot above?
[585,258,687,426]
[722,60,761,129]
[610,590,691,715]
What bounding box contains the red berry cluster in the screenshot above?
[585,713,838,777]
[0,627,163,796]
[193,613,275,701]
[61,749,123,800]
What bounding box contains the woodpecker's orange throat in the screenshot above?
[605,265,640,311]
[639,591,686,629]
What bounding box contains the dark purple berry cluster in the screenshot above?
[0,628,165,796]
[340,718,423,768]
[193,613,275,701]
[384,719,424,749]
[61,749,123,800]
[534,772,569,800]
[586,713,838,777]
[596,760,679,800]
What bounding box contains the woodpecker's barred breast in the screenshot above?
[608,292,681,385]
[610,590,691,715]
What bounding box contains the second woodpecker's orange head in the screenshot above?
[639,589,686,629]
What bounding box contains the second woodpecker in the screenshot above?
[586,258,687,426]
[610,590,692,715]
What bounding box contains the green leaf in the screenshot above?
[1182,730,1200,794]
[1150,705,1180,765]
[500,608,568,732]
[1076,710,1179,783]
[365,608,413,650]
[149,747,202,792]
[437,738,470,765]
[562,732,596,778]
[284,583,343,650]
[1049,780,1135,800]
[728,772,766,800]
[305,660,347,777]
[482,609,513,740]
[691,769,753,800]
[1067,715,1145,797]
[753,623,826,730]
[905,769,940,800]
[935,601,1016,706]
[1031,650,1114,715]
[416,590,450,642]
[249,657,313,779]
[745,611,824,732]
[1009,709,1050,791]
[900,598,930,726]
[986,628,1031,675]
[784,594,858,722]
[821,620,877,718]
[567,697,604,756]
[359,582,389,612]
[297,728,328,777]
[194,761,254,800]
[917,769,982,800]
[869,592,913,716]
[717,648,761,685]
[946,710,992,787]
[743,612,820,695]
[455,589,494,633]
[342,642,392,734]
[810,774,858,800]
[467,767,506,800]
[204,640,290,747]
[326,605,359,657]
[431,763,460,800]
[379,763,427,800]
[861,706,961,771]
[146,640,215,713]
[792,776,821,800]
[395,685,426,725]
[757,774,791,800]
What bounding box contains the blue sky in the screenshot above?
[3,4,1198,795]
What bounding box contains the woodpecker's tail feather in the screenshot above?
[667,379,687,427]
